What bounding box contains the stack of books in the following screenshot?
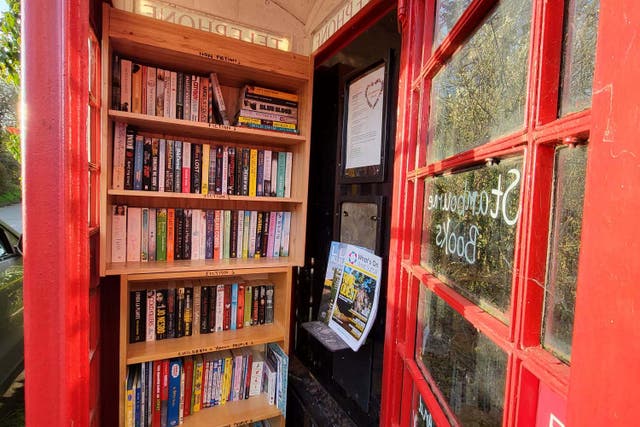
[235,85,298,134]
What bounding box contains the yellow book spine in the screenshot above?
[192,357,203,412]
[125,388,134,427]
[247,85,298,102]
[249,149,257,197]
[201,144,210,195]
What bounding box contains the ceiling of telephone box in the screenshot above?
[110,0,355,55]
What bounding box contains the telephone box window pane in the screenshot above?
[415,286,507,425]
[433,0,473,49]
[412,388,435,427]
[420,157,524,322]
[428,0,532,163]
[542,145,587,363]
[559,0,600,116]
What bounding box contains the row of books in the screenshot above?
[112,123,294,198]
[112,56,232,126]
[112,56,299,134]
[129,282,275,344]
[111,206,292,263]
[125,343,287,427]
[236,85,299,134]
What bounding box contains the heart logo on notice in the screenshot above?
[365,78,383,109]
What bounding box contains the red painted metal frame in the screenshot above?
[23,0,90,425]
[566,1,640,425]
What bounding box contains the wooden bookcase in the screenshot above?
[99,5,312,426]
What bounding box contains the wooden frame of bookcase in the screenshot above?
[99,4,312,426]
[119,267,292,427]
[99,4,313,277]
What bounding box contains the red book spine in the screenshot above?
[223,285,231,331]
[183,357,194,417]
[237,285,245,329]
[152,360,162,427]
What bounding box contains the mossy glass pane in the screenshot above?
[428,0,532,162]
[559,0,600,116]
[542,145,588,362]
[433,0,473,49]
[415,286,507,425]
[420,157,523,322]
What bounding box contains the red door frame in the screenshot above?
[380,1,640,426]
[22,0,90,425]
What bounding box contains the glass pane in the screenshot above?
[542,144,587,362]
[559,0,600,116]
[428,0,532,163]
[421,156,524,321]
[415,286,507,425]
[432,0,473,49]
[412,388,435,427]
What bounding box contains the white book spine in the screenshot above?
[163,69,171,118]
[215,285,225,332]
[120,59,132,111]
[155,69,165,117]
[158,139,165,193]
[249,357,264,396]
[145,66,156,117]
[285,152,293,198]
[218,210,225,260]
[179,362,185,423]
[190,75,199,122]
[236,210,244,259]
[191,208,201,260]
[112,122,127,190]
[126,207,142,262]
[169,71,177,119]
[146,290,156,341]
[140,208,149,262]
[263,150,272,195]
[111,205,127,262]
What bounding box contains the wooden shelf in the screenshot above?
[109,110,305,146]
[107,189,304,204]
[180,394,281,427]
[126,323,285,364]
[107,257,294,276]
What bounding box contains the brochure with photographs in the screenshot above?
[328,244,382,351]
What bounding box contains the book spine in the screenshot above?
[201,144,210,195]
[155,69,165,116]
[192,356,203,412]
[248,211,257,258]
[120,59,132,111]
[113,122,127,190]
[213,210,221,260]
[152,361,162,426]
[126,207,141,262]
[258,285,266,324]
[237,285,245,329]
[158,139,166,192]
[281,211,291,256]
[235,146,243,195]
[254,211,263,258]
[251,284,259,326]
[236,121,298,133]
[237,115,297,131]
[183,209,192,260]
[140,66,147,115]
[190,75,199,122]
[148,208,157,261]
[276,152,286,197]
[208,82,216,124]
[169,71,177,119]
[215,146,223,194]
[244,286,252,327]
[227,147,235,195]
[215,285,225,332]
[207,144,216,195]
[151,138,159,191]
[173,141,182,193]
[208,287,216,333]
[241,148,250,196]
[230,283,238,330]
[260,211,269,258]
[239,97,297,118]
[183,74,191,121]
[133,135,144,190]
[191,143,202,194]
[176,287,185,337]
[249,353,263,396]
[165,140,174,192]
[265,285,274,324]
[163,69,172,118]
[145,66,156,116]
[242,211,250,258]
[198,286,208,334]
[190,209,200,261]
[270,156,278,197]
[146,290,156,341]
[124,127,136,190]
[167,287,176,339]
[176,72,184,120]
[181,142,191,193]
[174,209,184,260]
[221,146,228,197]
[111,205,127,263]
[205,210,214,259]
[129,290,146,343]
[243,84,299,103]
[210,72,230,125]
[236,210,244,259]
[167,359,181,426]
[166,208,175,261]
[199,77,209,123]
[230,210,238,258]
[111,55,121,110]
[155,289,167,340]
[249,149,258,196]
[184,286,193,336]
[142,137,152,191]
[267,211,276,258]
[237,108,298,124]
[263,150,272,196]
[256,150,264,196]
[141,208,149,261]
[183,357,193,417]
[156,209,167,261]
[221,210,229,259]
[285,152,293,198]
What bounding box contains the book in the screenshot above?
[125,367,135,427]
[167,359,181,426]
[183,357,193,417]
[152,360,162,426]
[210,72,230,125]
[166,208,175,261]
[237,284,245,329]
[258,285,266,324]
[223,284,232,331]
[260,211,269,258]
[215,284,225,332]
[155,289,168,340]
[181,142,191,193]
[263,150,272,196]
[142,137,152,191]
[242,211,251,258]
[155,68,166,116]
[242,84,299,104]
[199,77,209,123]
[223,210,231,259]
[112,122,127,190]
[237,108,298,124]
[163,69,172,118]
[111,55,121,110]
[165,140,174,192]
[129,290,145,343]
[201,144,210,195]
[173,141,182,192]
[221,147,228,198]
[183,74,191,121]
[249,350,264,397]
[183,209,192,260]
[148,208,156,261]
[191,143,202,193]
[230,283,238,330]
[158,139,166,192]
[208,285,217,333]
[120,59,132,112]
[270,156,278,197]
[190,75,199,122]
[145,66,156,116]
[146,289,156,342]
[184,287,193,336]
[200,286,210,334]
[214,145,223,194]
[176,287,185,338]
[266,343,289,413]
[236,210,244,259]
[248,211,257,258]
[285,152,293,198]
[249,149,258,196]
[244,286,252,327]
[256,150,264,196]
[156,208,167,261]
[141,208,149,262]
[254,211,263,258]
[265,285,274,324]
[281,211,291,256]
[124,127,136,190]
[192,355,203,413]
[276,152,286,197]
[176,72,184,119]
[273,212,283,257]
[111,205,127,263]
[126,207,141,262]
[241,148,250,196]
[205,210,214,259]
[227,147,236,195]
[167,287,176,339]
[133,135,144,190]
[169,71,177,119]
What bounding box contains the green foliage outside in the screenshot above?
[0,0,21,206]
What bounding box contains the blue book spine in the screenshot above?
[231,284,238,330]
[167,359,182,427]
[205,210,214,259]
[276,152,286,197]
[133,135,144,190]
